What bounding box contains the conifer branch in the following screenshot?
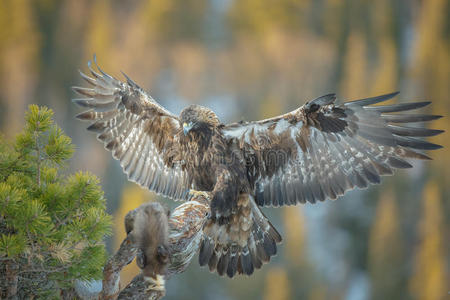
[0,106,111,298]
[34,131,41,187]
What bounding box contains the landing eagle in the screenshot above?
[73,58,443,278]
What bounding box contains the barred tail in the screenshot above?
[199,194,282,278]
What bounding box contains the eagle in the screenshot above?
[73,57,443,278]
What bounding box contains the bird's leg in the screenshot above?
[144,274,166,294]
[210,190,235,224]
[188,189,211,201]
[209,169,238,223]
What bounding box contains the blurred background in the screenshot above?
[0,0,449,299]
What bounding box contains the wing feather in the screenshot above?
[223,92,443,206]
[73,57,191,200]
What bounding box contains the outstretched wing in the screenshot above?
[223,92,443,206]
[73,57,191,200]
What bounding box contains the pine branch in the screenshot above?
[1,106,110,297]
[96,194,210,300]
[34,131,41,187]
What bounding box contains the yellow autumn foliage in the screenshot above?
[283,207,307,266]
[368,188,404,299]
[340,33,368,98]
[0,0,40,136]
[229,0,309,35]
[413,0,447,74]
[263,267,291,300]
[307,284,327,300]
[371,38,397,95]
[409,182,448,300]
[83,0,113,70]
[409,0,450,177]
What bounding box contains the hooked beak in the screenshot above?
[183,122,193,135]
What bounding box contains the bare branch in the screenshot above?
[117,274,165,300]
[99,235,137,299]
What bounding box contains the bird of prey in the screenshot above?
[73,57,443,278]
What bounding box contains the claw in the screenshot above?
[144,275,166,293]
[188,189,211,200]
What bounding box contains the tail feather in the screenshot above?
[239,246,254,274]
[217,249,230,276]
[199,194,282,278]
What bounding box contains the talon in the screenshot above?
[144,275,166,293]
[189,189,210,200]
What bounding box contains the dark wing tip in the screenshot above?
[93,54,112,79]
[382,114,443,123]
[72,86,94,97]
[366,101,432,113]
[345,91,400,107]
[388,157,413,169]
[72,98,89,107]
[419,101,431,106]
[86,121,106,133]
[78,69,97,86]
[308,93,337,107]
[388,91,400,98]
[121,70,140,89]
[71,85,81,92]
[395,136,443,150]
[388,125,445,137]
[429,129,445,136]
[75,111,94,121]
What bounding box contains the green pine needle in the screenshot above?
[0,234,27,257]
[0,105,112,297]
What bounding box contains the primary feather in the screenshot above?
[73,57,191,201]
[223,92,443,206]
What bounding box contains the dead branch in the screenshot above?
[99,235,137,299]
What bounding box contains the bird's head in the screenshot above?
[180,105,220,136]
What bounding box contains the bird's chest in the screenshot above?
[182,137,227,190]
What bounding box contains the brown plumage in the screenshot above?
[74,57,444,278]
[125,202,170,278]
